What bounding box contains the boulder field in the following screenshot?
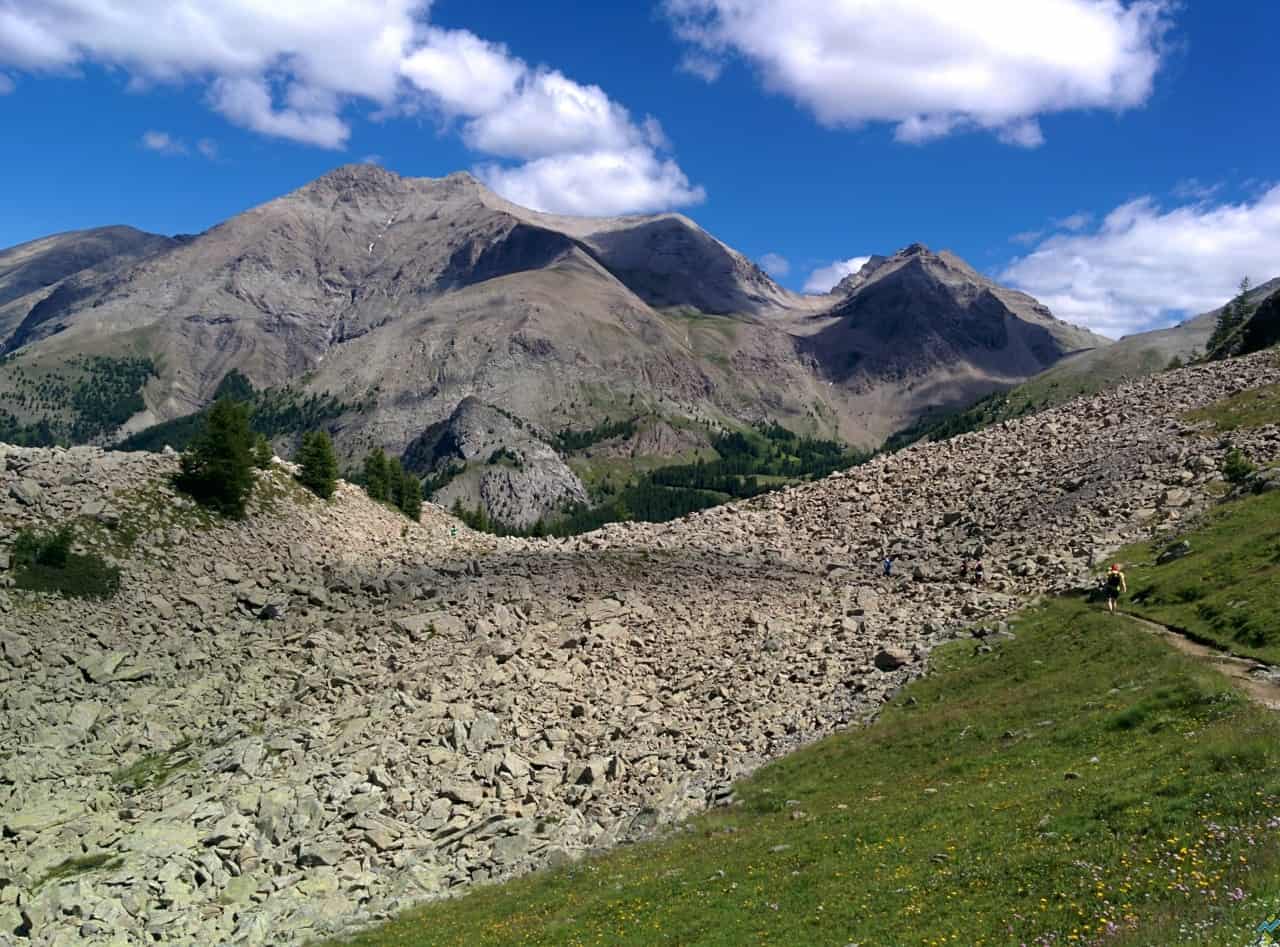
[0,351,1277,945]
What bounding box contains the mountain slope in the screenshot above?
[0,165,1102,458]
[0,226,176,345]
[403,397,588,528]
[1208,279,1280,359]
[792,244,1108,425]
[1,349,1276,947]
[889,277,1280,447]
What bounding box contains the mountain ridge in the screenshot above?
[0,165,1106,466]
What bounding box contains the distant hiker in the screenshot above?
[974,560,985,585]
[882,556,893,578]
[1104,563,1127,613]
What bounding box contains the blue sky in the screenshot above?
[1,1,1277,336]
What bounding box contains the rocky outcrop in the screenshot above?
[0,351,1276,946]
[1210,282,1280,359]
[404,398,588,528]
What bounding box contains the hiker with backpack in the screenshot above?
[1104,563,1127,613]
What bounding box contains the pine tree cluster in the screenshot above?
[360,448,422,520]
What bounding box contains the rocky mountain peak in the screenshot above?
[303,162,403,194]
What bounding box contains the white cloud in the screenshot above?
[211,77,349,148]
[679,53,723,82]
[1002,185,1280,337]
[141,130,187,155]
[1055,211,1093,231]
[759,252,790,277]
[476,149,705,217]
[804,256,872,294]
[665,0,1172,146]
[0,2,701,215]
[1171,178,1222,202]
[462,70,651,160]
[1010,229,1045,246]
[400,27,524,116]
[0,73,13,95]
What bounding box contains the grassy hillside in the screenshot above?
[1186,380,1280,433]
[1108,378,1280,664]
[1116,490,1280,665]
[884,350,1182,452]
[324,587,1280,946]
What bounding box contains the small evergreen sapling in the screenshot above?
[1222,447,1256,485]
[252,433,274,470]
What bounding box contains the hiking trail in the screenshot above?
[1122,611,1280,711]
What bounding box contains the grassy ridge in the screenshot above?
[324,594,1280,947]
[1116,489,1280,665]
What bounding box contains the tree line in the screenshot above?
[172,398,420,521]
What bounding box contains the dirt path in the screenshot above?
[1122,612,1280,711]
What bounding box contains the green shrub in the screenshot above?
[11,525,120,599]
[175,398,256,516]
[13,524,72,569]
[1221,447,1256,484]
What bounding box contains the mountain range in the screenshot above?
[0,164,1105,469]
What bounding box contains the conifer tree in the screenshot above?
[386,456,406,509]
[296,430,339,499]
[175,397,255,516]
[363,448,390,502]
[1208,277,1255,357]
[397,471,422,521]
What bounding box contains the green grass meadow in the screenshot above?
[1117,490,1280,664]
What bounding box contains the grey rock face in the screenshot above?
[406,397,587,528]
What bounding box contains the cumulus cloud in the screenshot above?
[759,253,790,277]
[665,0,1172,146]
[476,149,705,217]
[460,71,653,160]
[0,1,702,215]
[210,77,350,148]
[400,28,524,116]
[804,256,872,294]
[1002,185,1280,337]
[140,130,187,155]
